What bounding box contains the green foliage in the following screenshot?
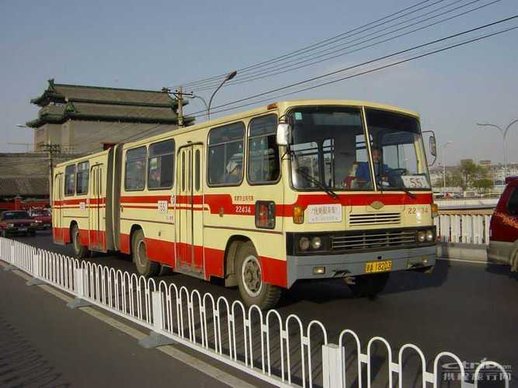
[472,178,494,192]
[441,160,493,191]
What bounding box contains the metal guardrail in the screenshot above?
[0,238,509,387]
[436,214,492,246]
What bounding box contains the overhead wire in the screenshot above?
[173,0,444,90]
[189,15,518,118]
[193,0,499,91]
[175,0,497,93]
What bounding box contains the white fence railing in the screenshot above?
[0,238,509,387]
[436,214,492,245]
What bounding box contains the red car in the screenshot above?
[29,208,52,230]
[488,176,518,271]
[0,210,38,237]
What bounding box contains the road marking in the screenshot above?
[6,267,257,388]
[437,257,507,265]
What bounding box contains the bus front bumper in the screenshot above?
[286,245,436,288]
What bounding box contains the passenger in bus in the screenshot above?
[225,160,242,184]
[149,167,160,187]
[355,147,391,188]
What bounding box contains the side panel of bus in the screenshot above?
[52,171,65,244]
[119,142,175,265]
[201,114,288,287]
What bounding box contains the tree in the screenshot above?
[445,171,464,189]
[459,160,481,189]
[473,178,494,193]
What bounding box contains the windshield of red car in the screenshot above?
[2,212,31,220]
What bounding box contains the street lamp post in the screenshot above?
[189,94,209,120]
[477,119,518,178]
[207,70,237,119]
[442,141,453,193]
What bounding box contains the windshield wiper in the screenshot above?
[399,186,417,199]
[296,167,338,199]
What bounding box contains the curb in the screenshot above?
[437,242,487,262]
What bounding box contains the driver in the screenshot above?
[355,147,391,187]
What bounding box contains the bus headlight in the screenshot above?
[311,237,322,250]
[426,229,434,241]
[417,230,426,242]
[299,237,310,251]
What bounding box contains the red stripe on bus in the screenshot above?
[114,192,433,217]
[121,195,171,204]
[277,193,432,216]
[119,233,286,286]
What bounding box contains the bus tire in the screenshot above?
[132,230,160,277]
[236,241,281,310]
[71,224,89,259]
[348,272,390,298]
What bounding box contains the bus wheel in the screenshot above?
[71,224,89,259]
[347,272,390,298]
[132,230,160,277]
[236,242,281,310]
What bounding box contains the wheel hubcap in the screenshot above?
[73,230,80,252]
[241,255,262,297]
[136,240,146,267]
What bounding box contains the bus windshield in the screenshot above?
[288,106,431,191]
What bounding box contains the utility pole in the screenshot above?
[176,86,184,128]
[162,87,194,128]
[41,143,61,204]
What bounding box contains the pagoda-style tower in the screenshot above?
[27,79,193,153]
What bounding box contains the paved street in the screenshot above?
[6,232,518,385]
[0,235,271,388]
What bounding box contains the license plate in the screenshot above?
[365,260,392,273]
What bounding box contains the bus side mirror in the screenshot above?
[422,130,437,166]
[276,123,292,146]
[429,136,437,157]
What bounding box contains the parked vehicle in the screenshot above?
[0,210,38,237]
[488,176,518,271]
[29,208,52,229]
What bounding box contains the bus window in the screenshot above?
[125,147,147,191]
[208,122,244,185]
[148,140,174,190]
[65,165,76,196]
[76,161,89,195]
[248,115,280,184]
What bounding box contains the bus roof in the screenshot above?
[56,99,419,167]
[131,99,419,145]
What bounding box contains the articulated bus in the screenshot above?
[52,100,438,309]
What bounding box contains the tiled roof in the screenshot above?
[27,101,184,128]
[72,102,178,121]
[0,177,48,196]
[0,153,74,177]
[31,79,176,107]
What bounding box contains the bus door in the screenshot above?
[89,164,105,251]
[175,144,204,273]
[53,173,65,243]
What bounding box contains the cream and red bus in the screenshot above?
[52,100,437,309]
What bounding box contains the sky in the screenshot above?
[0,0,517,165]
